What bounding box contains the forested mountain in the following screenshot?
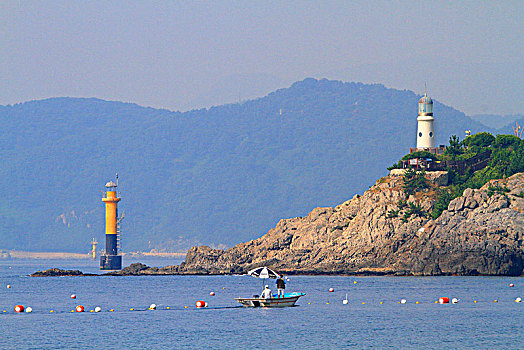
[0,78,491,252]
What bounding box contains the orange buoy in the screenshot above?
[70,294,76,299]
[329,288,334,292]
[14,305,24,313]
[7,285,11,289]
[195,300,206,308]
[75,305,84,312]
[510,284,514,287]
[439,297,450,304]
[210,292,215,296]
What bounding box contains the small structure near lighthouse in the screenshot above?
[100,175,123,270]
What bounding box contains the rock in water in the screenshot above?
[31,268,86,277]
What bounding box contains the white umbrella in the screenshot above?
[247,267,281,292]
[248,266,281,279]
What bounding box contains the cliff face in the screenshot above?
[179,172,524,276]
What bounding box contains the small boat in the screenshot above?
[235,292,306,308]
[236,266,306,308]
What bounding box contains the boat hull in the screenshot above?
[235,293,305,308]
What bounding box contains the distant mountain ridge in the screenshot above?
[470,114,524,130]
[0,78,493,252]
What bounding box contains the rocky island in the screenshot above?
[170,133,524,276]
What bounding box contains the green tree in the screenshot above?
[402,168,429,195]
[444,135,464,159]
[463,132,495,152]
[493,134,521,150]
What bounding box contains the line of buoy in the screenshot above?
[4,296,522,315]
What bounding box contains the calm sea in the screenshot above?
[0,259,522,349]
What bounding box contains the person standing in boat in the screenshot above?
[276,277,286,298]
[261,285,272,299]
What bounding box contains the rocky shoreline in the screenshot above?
[172,172,524,277]
[33,172,524,277]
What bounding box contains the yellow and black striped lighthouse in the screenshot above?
[100,178,123,270]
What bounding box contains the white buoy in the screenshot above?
[343,294,348,305]
[400,299,407,304]
[329,288,334,292]
[94,306,102,312]
[25,307,33,313]
[209,292,215,296]
[7,285,11,289]
[515,297,522,303]
[70,294,76,299]
[149,304,157,310]
[452,298,459,304]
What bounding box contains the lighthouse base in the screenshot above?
[100,255,122,270]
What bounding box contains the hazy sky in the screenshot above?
[1,1,522,115]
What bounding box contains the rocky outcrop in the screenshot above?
[31,263,183,277]
[177,172,524,276]
[30,268,97,277]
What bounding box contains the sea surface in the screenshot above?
[0,259,523,349]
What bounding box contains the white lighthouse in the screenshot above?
[416,91,434,150]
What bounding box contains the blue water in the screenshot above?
[1,259,523,349]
